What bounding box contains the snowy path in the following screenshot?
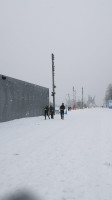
[0,108,112,200]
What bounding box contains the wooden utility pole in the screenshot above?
[51,54,56,114]
[82,87,83,109]
[73,86,75,106]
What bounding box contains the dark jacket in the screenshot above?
[60,104,65,112]
[44,105,49,113]
[50,105,54,113]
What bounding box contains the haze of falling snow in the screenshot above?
[0,0,112,105]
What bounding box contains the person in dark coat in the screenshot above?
[49,105,54,119]
[44,105,50,120]
[60,103,65,119]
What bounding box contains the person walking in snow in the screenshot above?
[44,105,50,120]
[60,103,65,119]
[49,105,54,119]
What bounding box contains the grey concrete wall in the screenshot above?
[0,74,49,122]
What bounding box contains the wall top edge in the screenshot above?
[0,74,49,90]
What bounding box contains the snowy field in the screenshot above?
[0,108,112,200]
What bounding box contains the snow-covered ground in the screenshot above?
[0,108,112,200]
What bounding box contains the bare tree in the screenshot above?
[105,84,112,105]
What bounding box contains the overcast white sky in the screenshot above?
[0,0,112,105]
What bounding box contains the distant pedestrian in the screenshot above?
[44,105,50,120]
[68,106,71,111]
[50,105,54,119]
[60,103,65,119]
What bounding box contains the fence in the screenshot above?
[0,74,49,122]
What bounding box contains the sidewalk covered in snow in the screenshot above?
[0,108,112,200]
